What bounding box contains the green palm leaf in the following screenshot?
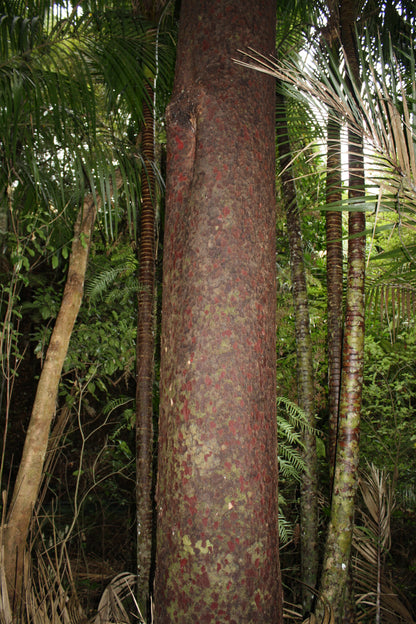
[235,30,416,330]
[0,1,174,238]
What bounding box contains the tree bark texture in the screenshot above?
[276,89,318,614]
[154,1,281,622]
[319,1,365,620]
[4,196,97,608]
[136,81,156,616]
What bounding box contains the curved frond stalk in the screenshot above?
[235,36,416,226]
[94,572,142,624]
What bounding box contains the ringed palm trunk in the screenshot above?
[154,0,282,621]
[136,81,156,616]
[276,89,318,613]
[323,10,344,486]
[322,0,343,488]
[318,1,365,620]
[132,6,169,614]
[3,193,98,609]
[326,109,343,483]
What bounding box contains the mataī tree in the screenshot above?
[153,0,282,622]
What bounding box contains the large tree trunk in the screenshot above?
[276,89,318,614]
[3,195,97,609]
[154,1,281,622]
[318,0,366,620]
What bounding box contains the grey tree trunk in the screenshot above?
[4,198,97,608]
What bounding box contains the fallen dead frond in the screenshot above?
[94,572,142,624]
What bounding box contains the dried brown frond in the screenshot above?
[94,573,141,624]
[353,464,415,623]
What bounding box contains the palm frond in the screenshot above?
[352,463,415,623]
[235,34,416,331]
[356,463,394,556]
[94,572,142,624]
[0,1,174,239]
[235,35,416,213]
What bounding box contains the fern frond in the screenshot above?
[103,275,139,305]
[85,248,139,302]
[103,396,134,417]
[86,266,123,300]
[277,395,316,435]
[279,456,305,481]
[278,511,294,545]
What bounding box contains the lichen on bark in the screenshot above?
[154,1,281,622]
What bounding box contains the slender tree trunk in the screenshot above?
[136,81,156,617]
[318,1,365,620]
[326,110,343,483]
[322,5,344,487]
[154,1,281,622]
[276,89,318,614]
[4,195,97,609]
[132,3,169,617]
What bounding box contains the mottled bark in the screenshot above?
[326,110,343,483]
[319,1,365,621]
[136,81,156,616]
[4,195,97,609]
[154,1,281,622]
[276,89,318,614]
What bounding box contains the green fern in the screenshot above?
[85,246,138,304]
[86,266,125,300]
[277,395,315,478]
[277,396,317,545]
[278,501,294,544]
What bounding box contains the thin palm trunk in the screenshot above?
[319,1,366,620]
[132,5,170,614]
[326,110,343,483]
[323,8,344,487]
[319,132,365,624]
[4,195,98,609]
[276,89,318,613]
[136,81,156,616]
